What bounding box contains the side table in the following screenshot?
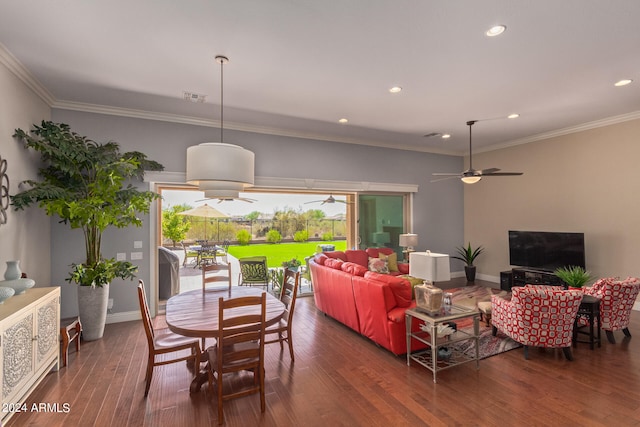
[406,305,480,383]
[573,295,601,349]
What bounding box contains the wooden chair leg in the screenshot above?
[60,328,70,368]
[288,335,295,363]
[144,355,154,397]
[606,330,616,344]
[623,327,632,338]
[523,345,529,360]
[491,326,498,336]
[562,347,573,361]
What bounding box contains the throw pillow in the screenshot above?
[314,253,328,266]
[324,258,344,270]
[368,257,389,274]
[379,252,399,272]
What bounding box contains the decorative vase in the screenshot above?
[464,265,476,282]
[4,260,22,281]
[77,283,110,341]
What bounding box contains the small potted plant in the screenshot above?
[282,257,302,272]
[554,266,591,289]
[451,242,484,282]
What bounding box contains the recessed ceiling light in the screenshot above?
[389,86,402,93]
[338,118,349,124]
[486,25,506,37]
[507,113,520,119]
[441,134,451,139]
[614,79,633,87]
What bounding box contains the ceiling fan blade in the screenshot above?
[431,175,461,183]
[478,168,501,175]
[432,172,463,176]
[482,172,523,176]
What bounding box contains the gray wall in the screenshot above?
[51,109,464,318]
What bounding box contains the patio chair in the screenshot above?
[265,269,299,362]
[182,242,199,267]
[238,256,269,289]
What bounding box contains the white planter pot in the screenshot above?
[77,283,109,341]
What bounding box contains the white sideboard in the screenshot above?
[0,287,60,424]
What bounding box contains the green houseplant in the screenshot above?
[282,257,302,271]
[451,242,485,282]
[554,266,591,289]
[11,121,163,340]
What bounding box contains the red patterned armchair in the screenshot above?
[491,285,583,360]
[582,277,640,344]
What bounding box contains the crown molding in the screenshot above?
[0,42,56,105]
[475,110,640,154]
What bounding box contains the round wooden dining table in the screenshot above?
[165,287,285,392]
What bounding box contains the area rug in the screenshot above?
[445,285,522,359]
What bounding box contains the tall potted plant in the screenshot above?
[11,121,163,340]
[452,242,484,282]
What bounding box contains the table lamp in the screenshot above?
[399,233,418,262]
[409,251,451,314]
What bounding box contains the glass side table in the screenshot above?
[406,304,480,383]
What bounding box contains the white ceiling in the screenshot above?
[1,0,639,155]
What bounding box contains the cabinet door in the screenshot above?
[36,293,60,370]
[2,312,35,403]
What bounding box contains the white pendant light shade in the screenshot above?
[203,189,240,199]
[198,180,247,191]
[186,142,254,187]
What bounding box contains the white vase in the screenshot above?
[77,283,110,341]
[4,260,22,281]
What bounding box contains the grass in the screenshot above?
[227,240,347,268]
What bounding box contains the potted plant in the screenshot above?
[11,121,163,340]
[554,266,591,289]
[282,257,302,271]
[451,242,485,282]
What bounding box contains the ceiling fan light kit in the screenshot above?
[432,119,523,184]
[186,55,255,197]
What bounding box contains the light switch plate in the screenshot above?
[134,240,143,249]
[131,252,143,260]
[116,253,126,261]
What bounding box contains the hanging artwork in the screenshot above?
[0,155,8,225]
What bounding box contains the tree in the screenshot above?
[245,210,261,221]
[307,209,326,221]
[11,121,163,286]
[162,204,191,247]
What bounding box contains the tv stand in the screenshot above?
[511,268,564,289]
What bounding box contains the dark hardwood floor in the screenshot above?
[8,279,640,427]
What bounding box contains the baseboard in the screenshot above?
[451,270,499,285]
[106,310,141,324]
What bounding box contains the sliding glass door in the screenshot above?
[357,194,407,256]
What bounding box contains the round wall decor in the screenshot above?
[0,156,9,226]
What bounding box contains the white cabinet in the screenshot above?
[0,287,60,424]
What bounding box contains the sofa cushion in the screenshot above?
[341,261,368,277]
[366,247,394,258]
[314,253,328,265]
[368,257,389,274]
[399,275,424,299]
[364,271,412,307]
[325,251,347,262]
[379,252,399,272]
[325,258,344,270]
[345,249,369,267]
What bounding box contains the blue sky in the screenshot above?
[161,189,348,217]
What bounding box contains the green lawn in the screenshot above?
[227,240,347,268]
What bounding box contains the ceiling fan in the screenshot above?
[432,120,523,184]
[304,194,352,205]
[196,196,256,203]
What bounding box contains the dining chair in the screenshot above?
[238,256,269,289]
[137,280,201,397]
[207,293,266,425]
[202,262,232,292]
[265,269,299,362]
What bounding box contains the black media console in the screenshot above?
[500,268,564,291]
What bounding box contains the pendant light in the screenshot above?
[186,55,255,190]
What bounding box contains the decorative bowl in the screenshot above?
[1,278,35,295]
[0,286,15,304]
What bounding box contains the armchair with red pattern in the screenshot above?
[491,285,583,360]
[582,277,640,344]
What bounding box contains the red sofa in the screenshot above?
[308,248,427,355]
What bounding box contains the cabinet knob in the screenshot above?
[32,335,39,341]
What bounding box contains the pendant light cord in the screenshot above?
[220,58,224,143]
[467,120,476,170]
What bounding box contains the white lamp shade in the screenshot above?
[198,181,246,191]
[186,143,254,187]
[399,233,418,248]
[203,189,239,198]
[409,251,451,282]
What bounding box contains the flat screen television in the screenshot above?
[508,230,585,271]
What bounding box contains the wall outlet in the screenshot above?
[116,252,126,261]
[108,298,114,310]
[131,252,143,260]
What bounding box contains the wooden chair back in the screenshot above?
[209,293,266,424]
[202,262,232,292]
[138,280,155,345]
[280,269,300,325]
